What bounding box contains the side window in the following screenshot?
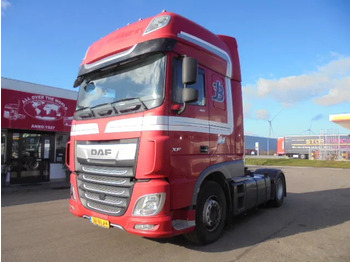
[173,58,206,106]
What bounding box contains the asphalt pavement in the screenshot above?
[2,166,350,262]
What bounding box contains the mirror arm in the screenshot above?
[178,84,187,115]
[177,102,187,115]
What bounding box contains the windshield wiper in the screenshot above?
[115,97,148,110]
[76,97,148,116]
[76,106,92,112]
[90,102,115,110]
[74,106,95,118]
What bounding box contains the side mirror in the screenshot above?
[177,88,198,115]
[176,56,198,115]
[182,57,198,85]
[73,76,83,88]
[182,88,198,103]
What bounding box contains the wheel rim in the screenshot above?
[276,179,284,200]
[202,196,222,232]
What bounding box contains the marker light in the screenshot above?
[133,193,166,216]
[144,15,171,35]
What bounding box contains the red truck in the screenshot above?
[67,11,286,244]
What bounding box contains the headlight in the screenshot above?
[133,193,166,216]
[144,15,171,35]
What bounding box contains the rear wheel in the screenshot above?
[270,175,285,207]
[184,181,226,245]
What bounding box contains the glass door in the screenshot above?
[1,132,7,186]
[8,132,54,184]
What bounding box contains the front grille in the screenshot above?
[76,139,138,216]
[78,174,134,216]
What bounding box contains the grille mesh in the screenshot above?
[84,191,127,207]
[81,165,133,177]
[82,174,131,186]
[87,202,122,215]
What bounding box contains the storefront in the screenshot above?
[1,77,77,184]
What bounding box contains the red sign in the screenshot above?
[1,88,76,132]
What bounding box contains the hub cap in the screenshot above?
[203,196,222,232]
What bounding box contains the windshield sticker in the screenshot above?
[212,80,225,102]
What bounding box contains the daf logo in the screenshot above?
[91,149,112,156]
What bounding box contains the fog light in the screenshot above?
[134,224,157,231]
[133,193,165,216]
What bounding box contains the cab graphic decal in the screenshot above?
[212,80,225,102]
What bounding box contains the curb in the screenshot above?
[1,181,70,195]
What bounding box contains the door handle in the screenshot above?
[200,145,209,153]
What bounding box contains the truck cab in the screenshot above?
[67,11,286,244]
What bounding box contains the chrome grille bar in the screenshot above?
[87,202,121,215]
[82,174,130,186]
[82,182,129,197]
[82,166,132,176]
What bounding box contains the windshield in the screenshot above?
[77,54,166,110]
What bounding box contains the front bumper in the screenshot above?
[70,173,187,238]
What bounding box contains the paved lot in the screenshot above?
[2,166,350,262]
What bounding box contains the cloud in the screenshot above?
[255,109,270,120]
[244,56,350,107]
[311,113,324,121]
[314,77,350,106]
[319,57,350,76]
[1,0,11,15]
[243,101,252,118]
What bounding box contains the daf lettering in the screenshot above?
[91,149,112,156]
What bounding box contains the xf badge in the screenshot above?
[172,147,182,152]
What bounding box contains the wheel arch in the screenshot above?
[191,160,244,222]
[191,160,244,206]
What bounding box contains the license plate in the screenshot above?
[91,216,110,228]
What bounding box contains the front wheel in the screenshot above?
[184,181,226,245]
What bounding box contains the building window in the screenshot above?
[55,133,69,163]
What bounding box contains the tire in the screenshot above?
[27,158,39,170]
[270,175,285,207]
[184,181,226,245]
[300,154,306,159]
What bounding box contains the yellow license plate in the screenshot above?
[91,216,110,228]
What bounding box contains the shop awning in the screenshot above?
[329,113,350,131]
